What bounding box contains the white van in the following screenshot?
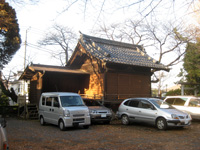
[38,92,91,131]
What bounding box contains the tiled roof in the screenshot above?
[79,33,169,71]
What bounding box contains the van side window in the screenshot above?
[46,97,52,106]
[42,97,45,105]
[53,97,59,107]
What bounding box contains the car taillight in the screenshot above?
[3,142,8,150]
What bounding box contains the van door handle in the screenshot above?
[52,109,54,112]
[49,108,51,111]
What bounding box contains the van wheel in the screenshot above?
[40,116,45,126]
[156,118,167,130]
[121,115,130,125]
[59,120,66,131]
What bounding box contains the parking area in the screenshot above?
[6,117,200,150]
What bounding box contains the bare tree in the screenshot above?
[62,0,198,23]
[94,19,196,68]
[7,0,40,5]
[38,24,77,66]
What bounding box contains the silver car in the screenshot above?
[164,96,200,120]
[117,98,192,130]
[83,99,112,124]
[0,118,9,150]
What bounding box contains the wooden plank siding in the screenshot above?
[106,72,151,101]
[29,80,41,105]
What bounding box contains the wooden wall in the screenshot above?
[29,80,41,105]
[42,72,89,94]
[29,72,89,105]
[105,72,151,101]
[81,57,104,99]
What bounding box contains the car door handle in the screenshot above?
[139,111,141,113]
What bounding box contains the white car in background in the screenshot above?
[164,96,200,120]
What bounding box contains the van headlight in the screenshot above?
[171,114,179,119]
[87,110,90,116]
[63,109,70,117]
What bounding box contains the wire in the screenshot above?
[27,43,55,54]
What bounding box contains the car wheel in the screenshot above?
[104,121,110,124]
[121,115,130,125]
[83,125,89,129]
[59,120,66,131]
[156,118,167,130]
[40,116,45,126]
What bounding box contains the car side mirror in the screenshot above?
[151,106,156,110]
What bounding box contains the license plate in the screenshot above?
[101,114,106,118]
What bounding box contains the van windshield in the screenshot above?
[60,96,85,107]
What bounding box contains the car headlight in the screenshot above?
[107,109,111,113]
[186,114,191,119]
[90,110,97,114]
[63,109,70,117]
[171,114,179,119]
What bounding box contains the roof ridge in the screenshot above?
[31,64,69,69]
[80,33,143,50]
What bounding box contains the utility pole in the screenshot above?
[24,27,31,69]
[23,28,30,119]
[24,29,28,70]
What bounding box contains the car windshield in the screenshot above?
[60,96,85,107]
[150,99,174,109]
[84,100,102,106]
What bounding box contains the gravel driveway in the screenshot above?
[6,117,200,150]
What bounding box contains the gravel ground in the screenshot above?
[6,117,200,150]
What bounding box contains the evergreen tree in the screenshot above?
[183,39,200,84]
[0,0,21,68]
